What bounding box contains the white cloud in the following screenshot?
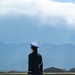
[0,0,75,27]
[0,0,38,16]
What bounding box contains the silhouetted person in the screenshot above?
[28,42,43,75]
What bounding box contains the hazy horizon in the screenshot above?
[0,42,75,71]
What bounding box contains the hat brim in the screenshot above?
[30,44,39,48]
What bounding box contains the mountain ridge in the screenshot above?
[0,42,75,71]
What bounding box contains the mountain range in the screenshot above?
[0,42,75,71]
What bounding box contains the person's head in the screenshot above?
[30,42,39,54]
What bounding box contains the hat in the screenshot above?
[31,42,39,48]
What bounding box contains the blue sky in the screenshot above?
[0,0,75,45]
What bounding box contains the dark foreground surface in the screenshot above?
[1,73,75,75]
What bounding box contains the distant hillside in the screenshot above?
[0,42,30,71]
[44,67,66,72]
[70,68,75,72]
[44,67,75,72]
[0,42,75,71]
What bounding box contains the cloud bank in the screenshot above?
[0,0,75,27]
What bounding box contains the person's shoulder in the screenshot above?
[37,53,42,57]
[28,53,33,57]
[37,53,43,61]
